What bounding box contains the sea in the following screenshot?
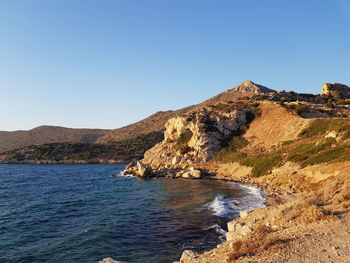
[0,164,265,263]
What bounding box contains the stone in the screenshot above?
[181,169,201,179]
[322,82,350,98]
[239,210,251,218]
[325,131,338,139]
[137,161,151,178]
[181,172,192,179]
[172,156,181,165]
[240,225,253,236]
[176,170,185,178]
[98,257,124,263]
[180,250,196,262]
[227,221,236,232]
[191,169,201,179]
[226,231,237,242]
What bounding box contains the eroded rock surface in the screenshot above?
[142,106,252,170]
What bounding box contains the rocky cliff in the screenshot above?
[321,82,350,98]
[124,102,257,177]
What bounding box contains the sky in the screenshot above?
[0,0,349,131]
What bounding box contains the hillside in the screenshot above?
[0,131,163,164]
[0,109,194,154]
[3,80,348,164]
[96,106,195,143]
[0,80,274,161]
[119,82,350,263]
[0,126,110,153]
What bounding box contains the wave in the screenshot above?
[205,194,237,217]
[205,183,265,218]
[237,184,266,211]
[114,170,135,177]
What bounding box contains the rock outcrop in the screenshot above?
[98,258,125,263]
[321,82,350,98]
[141,105,252,170]
[124,102,255,178]
[231,80,275,94]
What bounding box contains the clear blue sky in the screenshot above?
[1,0,349,131]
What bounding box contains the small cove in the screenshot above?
[0,164,265,263]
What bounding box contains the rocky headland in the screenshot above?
[120,80,350,263]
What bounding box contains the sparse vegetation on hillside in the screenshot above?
[300,119,350,138]
[175,129,193,153]
[240,151,283,177]
[215,109,350,176]
[0,131,164,163]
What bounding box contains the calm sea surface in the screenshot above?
[0,164,264,263]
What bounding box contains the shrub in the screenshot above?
[326,99,335,109]
[175,129,193,152]
[302,145,350,166]
[215,136,249,162]
[292,103,310,116]
[300,119,350,138]
[287,138,335,164]
[279,97,287,104]
[240,151,283,177]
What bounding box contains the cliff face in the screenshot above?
[142,106,251,169]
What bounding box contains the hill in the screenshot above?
[4,80,346,163]
[0,80,272,160]
[0,126,110,153]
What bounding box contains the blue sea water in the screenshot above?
[0,164,265,263]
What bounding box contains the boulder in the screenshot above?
[181,169,202,179]
[322,82,350,98]
[137,161,152,178]
[180,250,196,262]
[239,210,252,218]
[98,258,124,263]
[123,162,138,175]
[181,172,192,179]
[226,231,237,242]
[191,169,202,179]
[226,221,253,241]
[325,131,338,139]
[240,224,253,236]
[176,170,185,178]
[172,155,181,165]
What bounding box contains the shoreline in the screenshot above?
[171,161,350,263]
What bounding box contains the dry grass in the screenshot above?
[228,225,289,261]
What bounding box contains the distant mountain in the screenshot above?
[0,126,110,153]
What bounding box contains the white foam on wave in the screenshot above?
[204,224,227,235]
[237,184,266,211]
[114,170,135,177]
[205,194,236,217]
[205,183,265,218]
